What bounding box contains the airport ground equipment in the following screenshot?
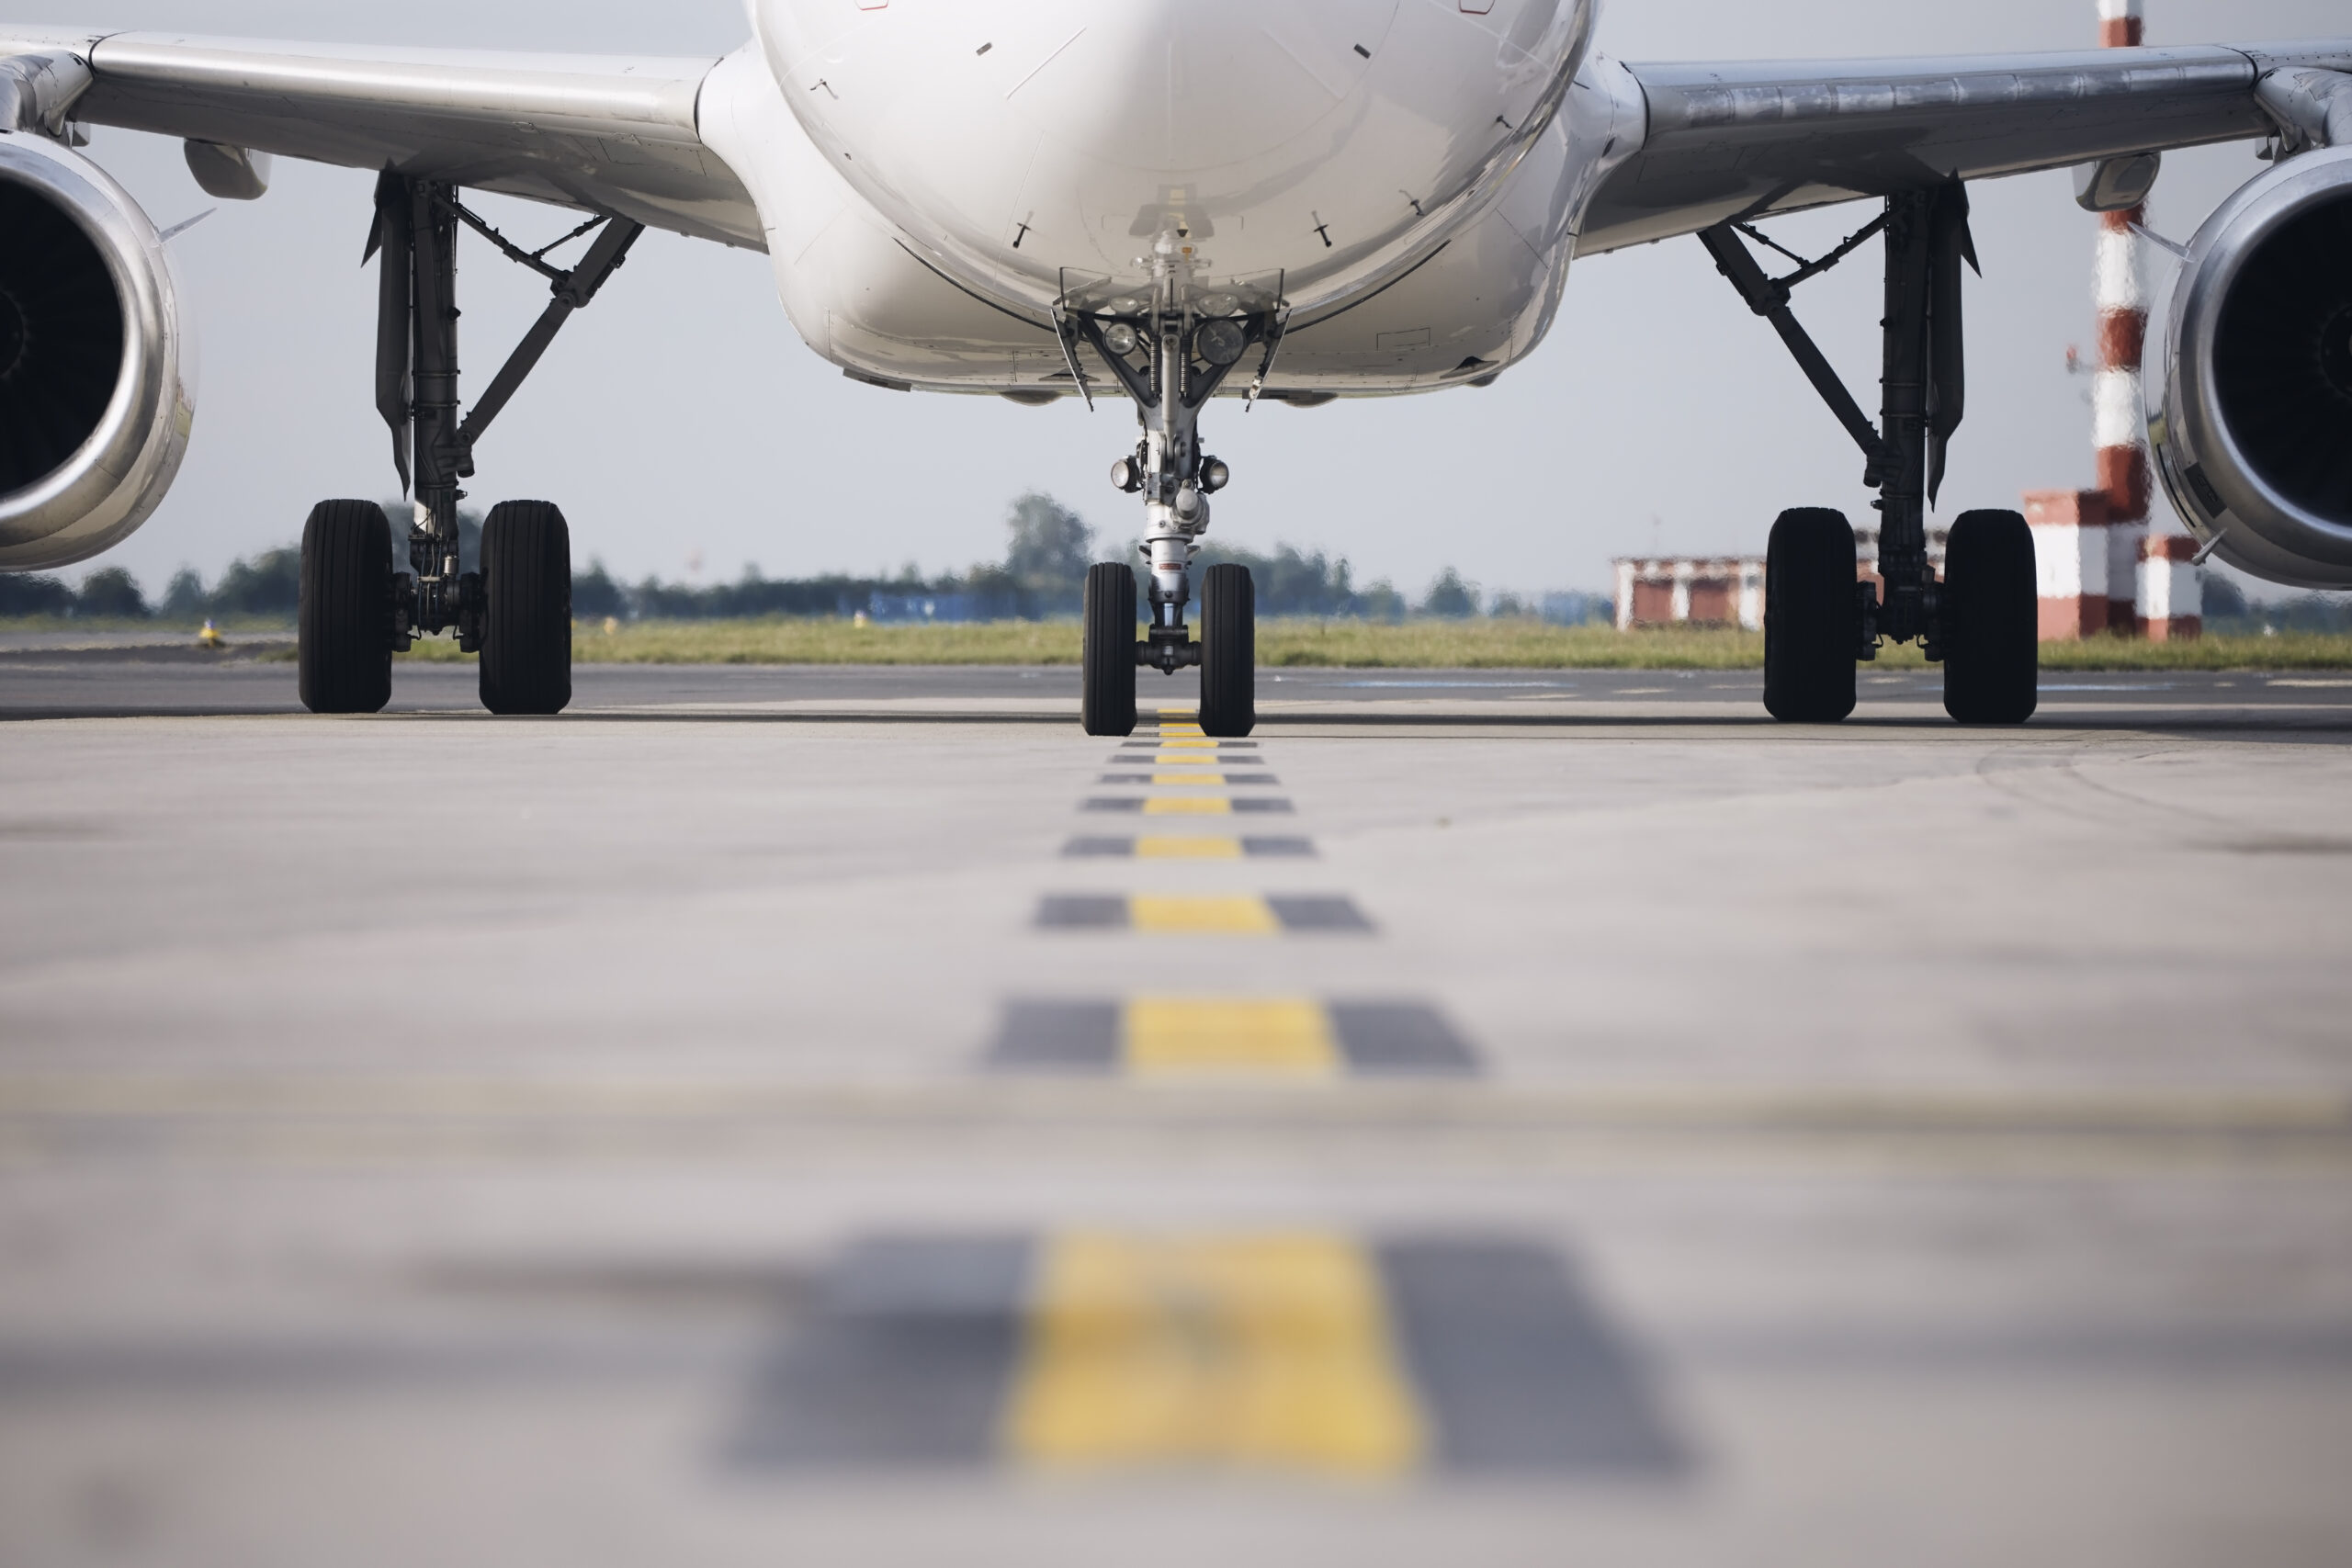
[4,14,2350,724]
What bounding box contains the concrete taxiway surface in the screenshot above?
[3,659,2350,1566]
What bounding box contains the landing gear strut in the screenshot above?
[296,174,640,715]
[1703,186,2036,724]
[1063,242,1281,737]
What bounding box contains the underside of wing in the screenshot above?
[1578,41,2352,255]
[1,28,760,247]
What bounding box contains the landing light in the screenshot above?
[1110,457,1142,492]
[1199,457,1230,493]
[1195,319,1247,367]
[1101,321,1138,355]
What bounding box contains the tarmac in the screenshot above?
[2,654,2350,1566]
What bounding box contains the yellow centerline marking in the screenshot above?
[1149,754,1221,765]
[1135,836,1242,860]
[1124,998,1339,1077]
[1142,797,1231,816]
[1148,773,1229,786]
[1156,739,1220,750]
[1001,1232,1425,1475]
[1129,896,1278,934]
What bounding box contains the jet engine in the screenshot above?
[2152,143,2352,587]
[0,124,194,571]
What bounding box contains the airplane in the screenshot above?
[1,3,2347,733]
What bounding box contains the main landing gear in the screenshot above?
[1065,243,1282,738]
[1703,186,2037,725]
[298,174,641,715]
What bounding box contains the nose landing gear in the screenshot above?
[1064,255,1280,738]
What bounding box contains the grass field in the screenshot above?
[520,617,1773,669]
[0,615,297,635]
[379,615,2352,671]
[13,614,2352,671]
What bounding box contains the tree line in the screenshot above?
[4,490,1624,625]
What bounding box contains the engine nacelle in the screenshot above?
[2152,144,2352,587]
[0,130,194,571]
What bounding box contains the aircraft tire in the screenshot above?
[1941,507,2039,725]
[298,499,394,715]
[1081,561,1137,736]
[1198,561,1256,738]
[1762,507,1860,723]
[480,500,572,716]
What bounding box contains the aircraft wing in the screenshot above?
[0,27,761,247]
[1577,40,2352,254]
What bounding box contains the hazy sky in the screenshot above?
[26,0,2346,599]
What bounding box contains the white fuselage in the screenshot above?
[696,0,1639,397]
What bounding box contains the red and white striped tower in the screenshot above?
[2136,534,2203,639]
[2027,0,2199,637]
[2094,0,2153,632]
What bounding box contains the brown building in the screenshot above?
[1615,530,1946,631]
[1613,557,1762,630]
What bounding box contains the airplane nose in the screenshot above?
[766,0,1592,298]
[998,0,1397,171]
